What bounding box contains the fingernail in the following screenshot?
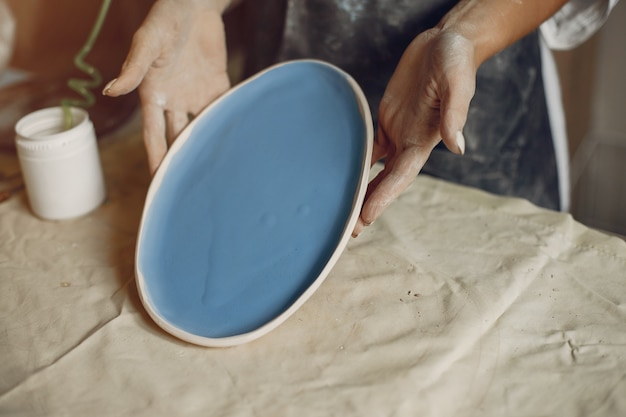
[456,131,466,155]
[352,218,366,238]
[102,78,117,95]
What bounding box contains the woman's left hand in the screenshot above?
[353,28,477,237]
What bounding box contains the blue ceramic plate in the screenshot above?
[135,60,373,346]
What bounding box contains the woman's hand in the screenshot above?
[103,0,232,174]
[352,28,476,237]
[352,0,569,237]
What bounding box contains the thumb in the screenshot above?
[102,28,161,97]
[439,70,475,155]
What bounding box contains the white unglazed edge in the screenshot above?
[135,59,374,347]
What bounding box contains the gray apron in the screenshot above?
[240,0,560,210]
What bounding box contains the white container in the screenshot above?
[15,106,106,220]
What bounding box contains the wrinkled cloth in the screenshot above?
[1,117,626,416]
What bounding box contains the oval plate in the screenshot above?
[135,60,373,347]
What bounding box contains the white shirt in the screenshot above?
[539,0,619,212]
[541,0,620,50]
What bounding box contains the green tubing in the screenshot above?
[60,0,112,129]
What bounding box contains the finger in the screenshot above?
[354,123,395,237]
[352,218,367,238]
[439,68,475,155]
[165,110,190,145]
[360,146,429,227]
[371,122,391,165]
[352,164,390,237]
[142,102,168,175]
[103,27,162,97]
[371,133,388,167]
[365,124,397,201]
[353,126,390,237]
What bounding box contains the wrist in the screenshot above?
[435,0,569,67]
[435,10,500,67]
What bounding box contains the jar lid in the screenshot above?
[15,107,94,157]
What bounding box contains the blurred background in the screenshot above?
[0,0,152,147]
[0,0,624,236]
[555,1,626,237]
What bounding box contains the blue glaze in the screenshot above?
[138,61,368,338]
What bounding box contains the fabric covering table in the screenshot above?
[1,115,625,416]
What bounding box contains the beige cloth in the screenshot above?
[1,118,626,416]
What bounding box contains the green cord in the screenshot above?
[60,0,112,129]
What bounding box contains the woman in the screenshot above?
[103,0,618,236]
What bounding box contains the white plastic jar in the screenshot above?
[15,106,106,220]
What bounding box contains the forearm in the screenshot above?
[437,0,569,66]
[165,0,236,14]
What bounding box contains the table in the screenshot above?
[1,115,625,416]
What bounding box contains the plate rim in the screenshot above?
[134,59,374,347]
